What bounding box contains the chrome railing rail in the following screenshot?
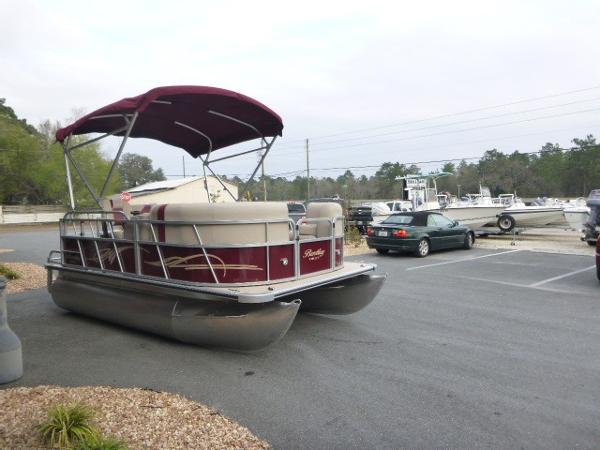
[55,211,345,285]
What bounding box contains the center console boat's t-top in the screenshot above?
[46,86,386,350]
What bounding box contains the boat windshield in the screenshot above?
[382,214,415,225]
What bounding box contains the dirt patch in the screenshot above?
[1,262,47,294]
[0,385,270,450]
[476,228,595,256]
[344,239,374,256]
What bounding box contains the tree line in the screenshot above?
[1,97,599,206]
[0,98,165,206]
[236,135,600,202]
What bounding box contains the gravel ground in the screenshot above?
[1,262,47,295]
[0,386,270,450]
[476,227,594,255]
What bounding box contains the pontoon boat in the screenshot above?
[45,86,385,350]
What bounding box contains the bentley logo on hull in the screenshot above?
[303,248,325,261]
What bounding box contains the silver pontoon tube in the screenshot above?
[284,273,386,315]
[48,274,300,351]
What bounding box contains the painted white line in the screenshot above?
[460,275,589,295]
[459,276,528,289]
[406,249,522,271]
[529,265,596,287]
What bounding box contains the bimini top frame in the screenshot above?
[55,85,284,208]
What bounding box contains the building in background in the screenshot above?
[105,176,238,212]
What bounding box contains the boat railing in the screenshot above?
[54,210,344,286]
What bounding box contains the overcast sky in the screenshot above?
[2,0,599,180]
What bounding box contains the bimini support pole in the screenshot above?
[64,146,103,208]
[201,158,238,202]
[238,136,277,201]
[200,159,211,203]
[63,136,75,210]
[100,112,139,198]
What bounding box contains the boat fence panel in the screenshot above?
[57,211,345,287]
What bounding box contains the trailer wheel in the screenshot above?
[497,215,516,232]
[376,248,389,255]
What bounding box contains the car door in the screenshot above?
[425,214,447,249]
[434,214,464,247]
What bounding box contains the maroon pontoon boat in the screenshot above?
[45,86,386,350]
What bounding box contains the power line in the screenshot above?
[282,84,600,145]
[270,106,600,156]
[265,144,600,178]
[273,96,600,153]
[270,124,597,164]
[167,140,600,181]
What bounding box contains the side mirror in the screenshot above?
[452,220,459,227]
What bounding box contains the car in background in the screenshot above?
[366,211,474,257]
[287,202,306,223]
[347,205,373,234]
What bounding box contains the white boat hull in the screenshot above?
[439,206,505,229]
[564,209,590,231]
[501,207,565,227]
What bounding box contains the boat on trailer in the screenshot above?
[46,86,386,351]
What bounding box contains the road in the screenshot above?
[2,229,600,449]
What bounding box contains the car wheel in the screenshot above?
[497,215,516,232]
[414,238,430,257]
[375,248,389,255]
[463,232,474,249]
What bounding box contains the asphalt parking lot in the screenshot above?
[2,229,600,449]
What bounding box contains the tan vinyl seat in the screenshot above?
[123,212,152,241]
[139,202,290,245]
[298,223,317,240]
[304,202,344,238]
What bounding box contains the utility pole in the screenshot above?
[262,151,267,201]
[306,138,310,201]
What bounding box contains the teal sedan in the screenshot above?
[366,211,474,257]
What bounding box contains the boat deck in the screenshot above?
[232,261,376,299]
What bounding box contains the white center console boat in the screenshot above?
[495,194,566,231]
[45,86,385,350]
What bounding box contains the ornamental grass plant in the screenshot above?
[38,403,97,449]
[0,263,19,280]
[345,226,363,247]
[74,434,128,450]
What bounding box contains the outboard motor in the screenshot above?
[583,189,600,245]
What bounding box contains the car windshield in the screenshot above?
[382,215,415,225]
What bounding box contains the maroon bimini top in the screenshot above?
[55,85,283,158]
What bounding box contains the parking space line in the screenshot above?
[529,265,596,287]
[406,249,522,271]
[459,275,589,296]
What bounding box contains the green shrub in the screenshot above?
[0,263,19,280]
[38,403,97,449]
[345,226,362,247]
[74,434,128,450]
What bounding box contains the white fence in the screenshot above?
[0,205,66,224]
